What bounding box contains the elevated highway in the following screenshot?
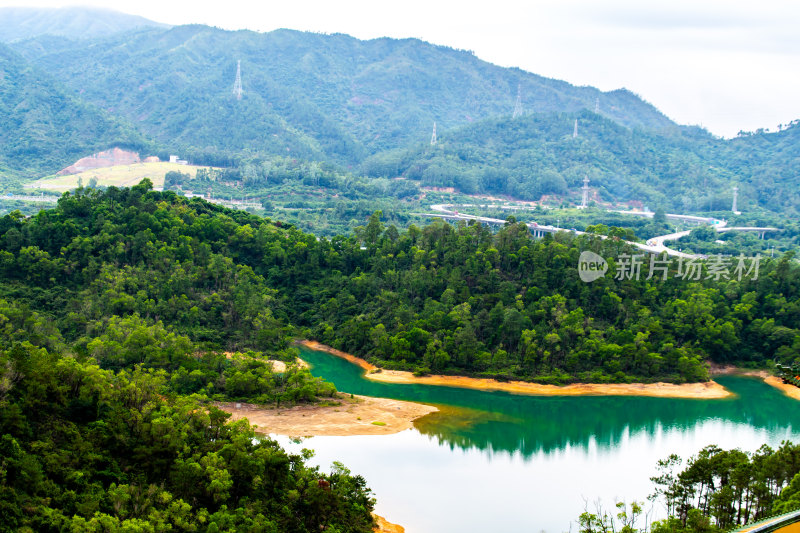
[418,204,695,257]
[418,204,781,259]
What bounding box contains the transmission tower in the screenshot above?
[594,96,599,113]
[513,84,523,118]
[430,122,438,146]
[232,60,243,100]
[573,119,578,138]
[732,186,740,214]
[580,175,590,208]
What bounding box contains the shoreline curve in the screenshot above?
[298,340,732,399]
[709,364,800,401]
[765,376,800,401]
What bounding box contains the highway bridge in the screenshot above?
[417,204,781,259]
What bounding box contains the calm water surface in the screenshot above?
[274,347,800,533]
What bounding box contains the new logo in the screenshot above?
[578,251,608,283]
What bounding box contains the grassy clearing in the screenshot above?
[27,162,212,191]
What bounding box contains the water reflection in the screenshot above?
[298,347,800,457]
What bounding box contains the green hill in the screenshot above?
[12,24,675,166]
[719,122,800,212]
[362,111,800,214]
[2,186,799,385]
[0,43,150,180]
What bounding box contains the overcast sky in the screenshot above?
[4,0,800,138]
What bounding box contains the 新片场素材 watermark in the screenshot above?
[578,251,760,283]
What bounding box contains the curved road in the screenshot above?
[421,204,779,259]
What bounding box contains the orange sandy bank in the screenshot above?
[217,394,437,437]
[366,368,732,398]
[373,514,404,533]
[710,364,800,401]
[764,376,800,401]
[299,340,732,399]
[300,340,377,371]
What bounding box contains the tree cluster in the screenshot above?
[0,301,373,532]
[578,442,800,533]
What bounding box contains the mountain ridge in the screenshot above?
[11,22,676,163]
[0,6,170,42]
[2,12,798,217]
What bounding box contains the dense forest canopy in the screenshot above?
[1,185,798,386]
[0,303,374,532]
[0,183,381,531]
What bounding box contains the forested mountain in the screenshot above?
[12,23,673,165]
[362,111,800,214]
[302,214,800,383]
[0,43,151,178]
[0,6,169,42]
[720,122,800,212]
[3,14,799,216]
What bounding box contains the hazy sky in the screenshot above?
[4,0,800,138]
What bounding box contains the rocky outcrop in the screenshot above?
[57,148,143,175]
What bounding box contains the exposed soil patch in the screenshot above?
[217,394,437,437]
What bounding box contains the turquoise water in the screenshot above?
[279,347,800,532]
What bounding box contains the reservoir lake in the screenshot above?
[273,346,800,532]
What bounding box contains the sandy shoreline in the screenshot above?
[217,394,437,437]
[365,368,732,398]
[300,340,377,371]
[764,376,800,401]
[709,363,800,401]
[299,340,732,399]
